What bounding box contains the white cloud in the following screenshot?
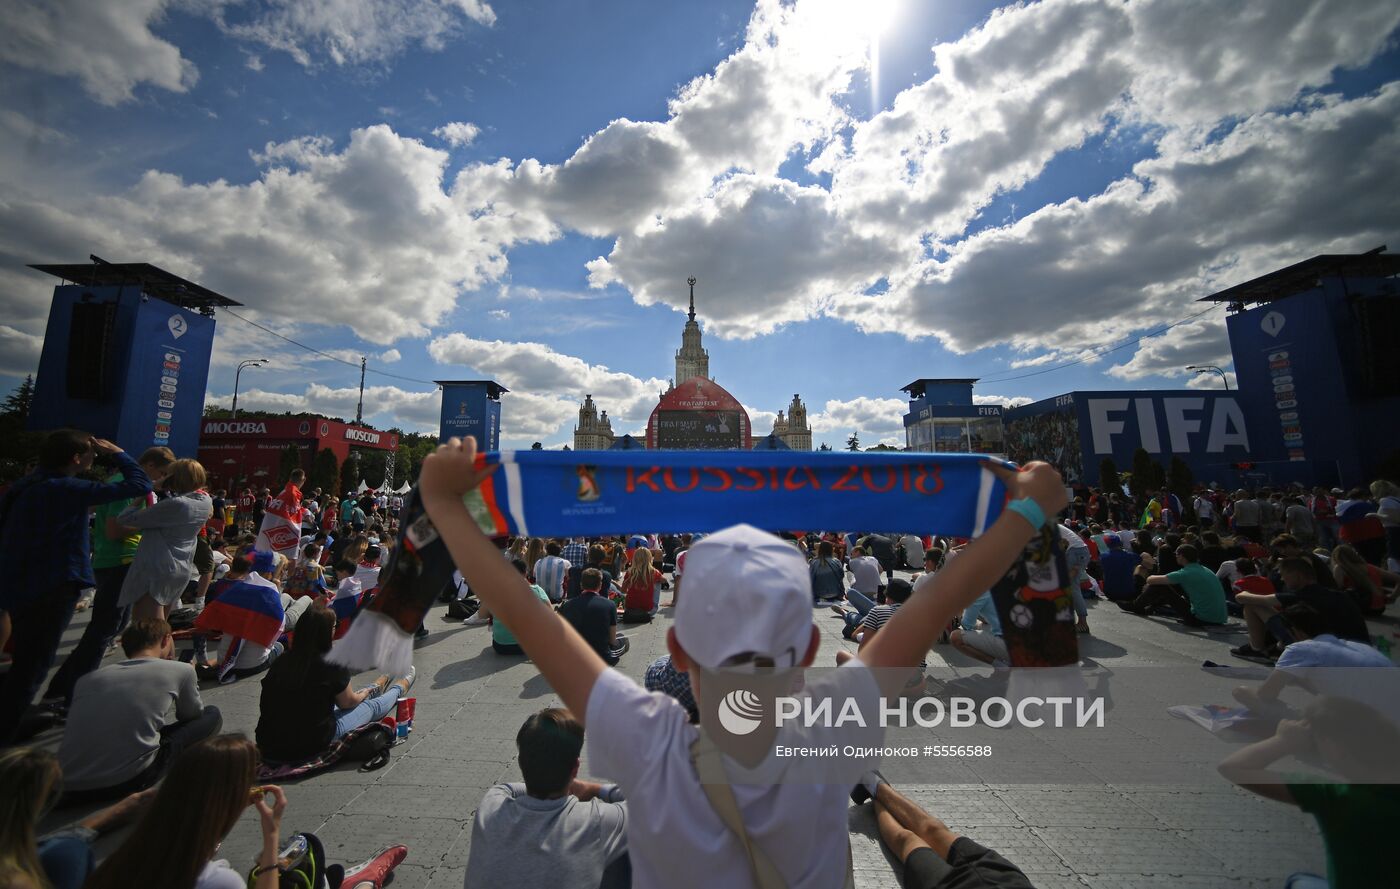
[432,121,480,148]
[428,333,670,427]
[0,325,44,376]
[845,83,1400,355]
[214,0,495,68]
[206,382,441,431]
[0,0,198,105]
[1107,319,1234,381]
[378,348,401,364]
[974,394,1034,408]
[808,396,908,438]
[586,176,902,338]
[0,125,528,345]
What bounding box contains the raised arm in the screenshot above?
[419,437,606,724]
[859,461,1067,689]
[81,444,153,506]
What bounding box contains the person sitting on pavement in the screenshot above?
[465,708,629,889]
[851,771,1034,889]
[847,545,885,602]
[493,560,551,656]
[282,543,327,600]
[1330,543,1398,615]
[808,540,847,604]
[565,544,616,601]
[643,655,698,723]
[417,437,1067,889]
[559,568,628,665]
[1233,558,1370,660]
[57,618,221,805]
[832,577,910,640]
[353,544,383,595]
[1117,543,1228,627]
[192,553,314,683]
[1098,533,1140,602]
[85,733,407,889]
[948,589,1008,668]
[1232,604,1398,722]
[255,603,415,764]
[835,577,926,694]
[1218,696,1400,889]
[533,540,571,604]
[620,547,665,622]
[0,747,153,889]
[1265,534,1337,590]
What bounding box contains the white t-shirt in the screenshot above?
[1276,635,1400,722]
[848,555,882,594]
[354,561,382,591]
[586,662,882,889]
[1057,524,1088,552]
[196,859,244,889]
[334,575,362,602]
[1193,497,1215,520]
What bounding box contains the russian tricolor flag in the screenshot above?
[196,575,285,648]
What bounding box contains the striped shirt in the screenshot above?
[860,603,926,670]
[533,555,570,603]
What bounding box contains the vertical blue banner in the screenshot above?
[438,381,504,448]
[117,300,215,458]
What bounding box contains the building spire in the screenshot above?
[687,276,696,322]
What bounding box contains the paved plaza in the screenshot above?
[34,574,1336,889]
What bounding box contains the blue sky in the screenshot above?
[2,0,1397,448]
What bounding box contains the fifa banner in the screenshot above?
[256,483,306,558]
[331,450,1030,675]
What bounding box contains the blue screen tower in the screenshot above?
[436,380,507,451]
[27,259,239,459]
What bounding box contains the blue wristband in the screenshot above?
[1005,497,1046,530]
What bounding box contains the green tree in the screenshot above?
[817,443,832,452]
[1145,458,1167,493]
[1098,457,1120,493]
[531,441,543,450]
[2,375,35,420]
[310,448,339,495]
[1167,456,1195,521]
[340,451,362,494]
[360,450,389,488]
[1129,448,1153,499]
[277,445,303,485]
[846,432,860,452]
[391,445,411,486]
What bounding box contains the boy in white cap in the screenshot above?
[419,437,1066,889]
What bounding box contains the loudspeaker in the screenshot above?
[1354,295,1400,397]
[66,297,118,400]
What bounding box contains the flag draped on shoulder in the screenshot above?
[196,573,285,648]
[256,482,305,557]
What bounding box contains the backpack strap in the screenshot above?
[688,730,855,889]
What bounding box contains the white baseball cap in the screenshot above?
[673,523,814,670]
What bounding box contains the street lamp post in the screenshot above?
[232,359,269,418]
[1185,365,1230,389]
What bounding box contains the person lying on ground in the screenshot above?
[852,771,1034,889]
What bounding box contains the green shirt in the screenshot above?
[92,472,142,569]
[492,584,550,648]
[1165,562,1228,624]
[1288,781,1400,888]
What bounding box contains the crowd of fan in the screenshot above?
[0,427,1396,889]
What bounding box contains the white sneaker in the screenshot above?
[463,614,490,627]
